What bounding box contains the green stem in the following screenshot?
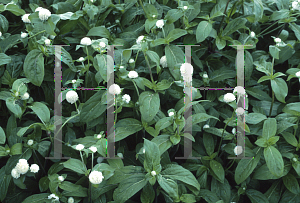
[85,46,90,101]
[139,0,148,19]
[217,111,235,156]
[162,27,166,38]
[79,151,84,163]
[259,21,278,36]
[114,96,117,124]
[54,113,80,139]
[144,53,155,84]
[261,24,284,37]
[28,30,46,40]
[225,160,235,171]
[132,80,140,97]
[92,153,94,170]
[269,57,275,117]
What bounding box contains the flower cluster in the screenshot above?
[66,90,79,104]
[80,37,92,46]
[89,171,104,184]
[180,63,194,83]
[160,55,167,68]
[21,14,31,23]
[292,0,300,11]
[36,7,51,21]
[136,35,145,44]
[128,71,138,79]
[48,194,59,201]
[11,159,39,178]
[122,94,131,104]
[223,93,236,103]
[156,20,164,28]
[109,84,121,95]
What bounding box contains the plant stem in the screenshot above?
[139,0,148,19]
[114,95,117,124]
[92,153,94,170]
[269,57,275,117]
[261,24,284,36]
[259,21,278,36]
[28,30,46,40]
[132,80,140,97]
[225,160,235,171]
[217,111,235,156]
[144,53,155,84]
[54,113,80,139]
[85,46,90,102]
[79,151,84,163]
[162,28,166,38]
[33,149,47,175]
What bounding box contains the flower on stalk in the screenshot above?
[97,134,102,139]
[203,73,208,78]
[22,14,31,23]
[15,159,29,174]
[151,171,156,176]
[160,55,168,68]
[89,146,97,153]
[223,93,236,103]
[168,111,174,117]
[80,37,92,46]
[292,157,298,162]
[38,8,51,21]
[128,71,138,79]
[30,164,39,173]
[66,90,79,104]
[78,57,85,62]
[233,86,245,95]
[11,168,20,179]
[156,20,164,28]
[122,94,131,104]
[203,124,210,129]
[21,92,29,100]
[180,63,193,83]
[48,194,59,201]
[183,6,188,10]
[89,171,104,184]
[292,1,300,10]
[129,58,135,63]
[27,139,34,146]
[75,144,85,151]
[15,92,19,96]
[99,41,106,48]
[142,148,145,153]
[109,84,121,95]
[72,80,76,84]
[250,31,255,38]
[295,71,300,78]
[0,32,2,37]
[21,32,28,38]
[58,176,64,182]
[68,197,74,203]
[232,128,236,135]
[274,38,281,43]
[234,146,243,155]
[119,65,124,69]
[44,38,51,45]
[136,35,145,44]
[50,35,55,39]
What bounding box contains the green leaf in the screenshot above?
[211,177,231,203]
[146,50,160,68]
[38,141,51,157]
[157,174,180,200]
[0,14,9,33]
[282,173,300,194]
[12,78,29,95]
[262,118,277,140]
[289,23,300,41]
[270,10,289,21]
[282,102,300,117]
[165,45,184,80]
[166,29,187,43]
[10,143,22,155]
[164,9,184,24]
[39,176,49,192]
[0,53,11,66]
[139,91,160,123]
[151,38,167,47]
[22,193,51,203]
[222,18,247,36]
[257,75,272,83]
[210,160,225,183]
[61,47,76,72]
[192,113,219,125]
[203,133,214,156]
[156,80,173,91]
[246,87,272,102]
[196,21,212,42]
[6,97,22,119]
[144,4,158,19]
[264,146,284,178]
[0,127,5,144]
[180,194,196,203]
[59,181,88,194]
[155,117,172,133]
[61,158,88,175]
[80,100,106,123]
[245,113,267,125]
[5,4,25,16]
[114,118,143,142]
[216,36,226,50]
[253,0,263,22]
[141,182,155,203]
[151,134,172,155]
[269,45,280,60]
[161,164,200,191]
[198,189,220,203]
[281,131,298,147]
[255,138,268,147]
[267,136,280,146]
[271,78,288,103]
[0,166,12,201]
[145,19,157,34]
[264,180,282,203]
[113,173,148,203]
[44,17,56,35]
[29,102,50,124]
[246,189,269,203]
[144,139,161,173]
[24,49,44,86]
[87,26,111,38]
[210,67,236,82]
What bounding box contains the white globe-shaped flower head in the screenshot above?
[224,93,236,103]
[295,71,300,78]
[0,32,2,37]
[152,15,156,18]
[234,146,243,156]
[97,134,102,139]
[142,148,145,153]
[128,71,138,79]
[156,19,164,29]
[151,171,156,176]
[15,92,19,97]
[119,65,124,69]
[99,41,106,48]
[232,128,236,135]
[21,32,28,38]
[78,57,85,62]
[236,107,245,116]
[250,31,255,38]
[274,38,281,43]
[66,90,78,104]
[180,63,194,83]
[22,14,31,23]
[72,80,76,84]
[27,139,34,146]
[109,84,121,95]
[233,86,245,95]
[48,194,59,201]
[30,164,39,173]
[183,6,188,10]
[35,7,44,12]
[168,111,174,117]
[293,157,298,162]
[117,153,123,158]
[11,168,20,179]
[76,144,85,151]
[136,35,145,44]
[203,124,210,129]
[38,8,51,21]
[129,58,135,63]
[68,197,74,203]
[89,146,97,153]
[44,39,51,45]
[160,55,168,68]
[122,94,131,104]
[15,159,29,174]
[292,1,300,10]
[80,37,92,46]
[58,176,64,182]
[89,171,104,184]
[203,73,208,78]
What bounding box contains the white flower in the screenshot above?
[97,134,102,139]
[30,164,39,173]
[151,171,156,176]
[44,39,51,45]
[129,58,135,63]
[78,57,85,62]
[66,90,79,104]
[89,171,104,184]
[27,139,34,146]
[236,107,244,116]
[224,93,236,103]
[68,197,74,203]
[99,42,106,48]
[203,73,208,78]
[48,194,59,201]
[142,148,145,153]
[232,128,236,135]
[156,20,164,29]
[203,124,210,129]
[122,94,131,104]
[234,146,243,155]
[117,153,123,158]
[38,8,51,21]
[0,32,2,37]
[80,37,92,46]
[21,92,30,100]
[21,32,28,38]
[90,0,94,2]
[119,66,124,69]
[233,86,245,95]
[293,157,298,162]
[295,71,300,78]
[15,92,19,96]
[97,157,104,163]
[15,159,29,174]
[169,112,174,116]
[250,31,255,38]
[183,6,188,10]
[11,168,20,179]
[274,38,281,43]
[292,1,300,10]
[180,63,194,82]
[152,15,156,18]
[35,7,44,12]
[160,55,168,68]
[72,80,76,83]
[128,71,138,78]
[89,146,97,153]
[58,176,64,182]
[22,14,31,23]
[109,84,121,95]
[136,35,145,44]
[76,144,85,151]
